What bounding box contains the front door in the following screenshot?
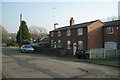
[73,43,77,55]
[54,42,56,48]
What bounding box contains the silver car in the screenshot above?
[20,45,34,53]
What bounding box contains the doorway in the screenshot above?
[73,43,77,55]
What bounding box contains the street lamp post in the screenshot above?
[20,14,22,47]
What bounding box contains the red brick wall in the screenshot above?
[87,21,104,49]
[60,30,67,49]
[104,26,119,49]
[50,27,88,55]
[118,27,120,49]
[71,29,78,45]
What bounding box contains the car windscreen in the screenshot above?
[24,45,32,48]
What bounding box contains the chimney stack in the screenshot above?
[70,17,75,26]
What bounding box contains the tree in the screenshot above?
[29,26,48,42]
[16,21,31,45]
[0,25,9,43]
[106,16,118,21]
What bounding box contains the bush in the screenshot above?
[6,43,18,47]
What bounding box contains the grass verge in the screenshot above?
[90,55,120,62]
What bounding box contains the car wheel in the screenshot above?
[21,51,24,53]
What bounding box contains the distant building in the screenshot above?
[40,36,49,44]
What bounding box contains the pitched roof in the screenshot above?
[50,20,100,32]
[104,20,120,27]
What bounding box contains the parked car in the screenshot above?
[20,45,34,53]
[75,50,89,59]
[30,42,38,47]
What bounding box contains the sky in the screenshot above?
[1,0,120,33]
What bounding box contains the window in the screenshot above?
[51,40,54,47]
[78,41,83,50]
[78,28,83,35]
[58,40,61,48]
[58,31,61,36]
[67,29,71,36]
[51,32,54,37]
[106,27,114,34]
[67,41,71,49]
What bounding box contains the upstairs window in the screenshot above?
[58,31,61,36]
[51,32,54,37]
[78,28,83,35]
[67,29,71,36]
[106,27,114,34]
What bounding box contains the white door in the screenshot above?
[54,42,56,48]
[105,42,117,49]
[73,43,77,55]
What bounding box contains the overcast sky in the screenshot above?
[1,0,120,33]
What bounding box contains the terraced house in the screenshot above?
[104,20,120,49]
[49,18,120,55]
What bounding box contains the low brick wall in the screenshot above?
[35,47,68,56]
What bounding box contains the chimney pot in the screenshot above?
[70,17,75,26]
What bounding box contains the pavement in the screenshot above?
[48,55,119,68]
[83,60,119,68]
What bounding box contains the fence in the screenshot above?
[89,48,119,59]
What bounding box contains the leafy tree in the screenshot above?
[16,21,31,46]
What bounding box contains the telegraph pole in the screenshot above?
[20,14,22,47]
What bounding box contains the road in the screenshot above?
[2,47,119,79]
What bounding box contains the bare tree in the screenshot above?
[29,26,48,42]
[106,16,118,21]
[0,25,9,43]
[0,25,2,44]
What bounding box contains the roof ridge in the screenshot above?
[50,19,101,32]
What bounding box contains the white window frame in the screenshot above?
[78,41,83,50]
[78,28,83,35]
[58,31,61,36]
[67,41,71,49]
[67,29,71,36]
[51,32,54,37]
[106,27,114,34]
[58,40,61,48]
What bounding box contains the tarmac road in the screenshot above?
[2,47,119,79]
